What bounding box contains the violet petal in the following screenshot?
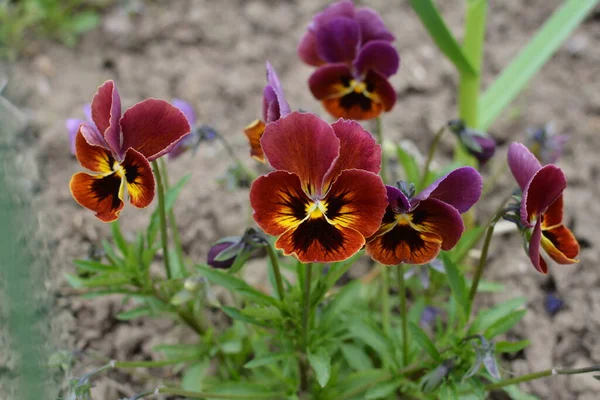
[316,17,361,64]
[507,142,542,191]
[353,40,400,78]
[413,167,483,213]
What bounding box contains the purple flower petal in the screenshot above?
[263,62,290,122]
[353,40,400,78]
[313,0,356,29]
[172,98,197,127]
[355,7,395,43]
[316,17,361,64]
[298,31,323,66]
[520,165,566,227]
[385,185,410,212]
[91,80,123,157]
[67,118,85,154]
[80,122,110,149]
[528,220,547,273]
[413,167,483,213]
[507,142,542,190]
[83,103,93,124]
[471,135,496,166]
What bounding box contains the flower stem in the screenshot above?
[485,365,600,391]
[265,242,285,300]
[152,161,172,279]
[467,222,495,317]
[112,356,199,369]
[397,264,408,366]
[418,126,445,191]
[156,386,285,399]
[374,116,388,183]
[381,265,391,335]
[299,262,313,392]
[158,158,186,274]
[215,131,257,181]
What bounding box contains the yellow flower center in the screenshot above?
[306,201,328,219]
[395,213,412,225]
[351,80,367,94]
[113,162,126,178]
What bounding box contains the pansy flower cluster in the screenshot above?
[298,0,399,120]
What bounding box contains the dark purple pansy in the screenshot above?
[299,1,400,120]
[366,167,483,265]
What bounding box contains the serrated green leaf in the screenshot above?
[495,340,530,354]
[470,297,526,334]
[340,344,373,372]
[244,352,293,369]
[308,347,331,388]
[479,0,599,130]
[408,322,441,361]
[409,0,477,76]
[116,305,151,321]
[484,309,526,339]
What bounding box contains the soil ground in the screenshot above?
[2,0,600,399]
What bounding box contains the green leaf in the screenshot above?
[340,344,373,372]
[348,320,391,363]
[116,305,151,321]
[470,297,526,334]
[308,347,331,388]
[155,343,203,359]
[194,264,279,307]
[148,174,191,245]
[241,305,281,321]
[325,251,362,289]
[479,0,599,130]
[64,272,129,289]
[244,352,293,369]
[441,254,468,318]
[365,380,402,399]
[102,239,125,268]
[221,306,269,327]
[110,221,128,256]
[484,309,526,339]
[408,323,441,361]
[503,384,540,400]
[170,289,195,306]
[449,225,485,264]
[182,360,210,392]
[408,0,477,76]
[396,144,421,184]
[67,11,100,34]
[73,259,119,273]
[495,340,530,354]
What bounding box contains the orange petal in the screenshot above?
[323,169,387,238]
[366,225,442,265]
[70,171,124,222]
[250,171,311,236]
[410,199,464,251]
[541,194,563,229]
[541,224,579,264]
[122,148,155,208]
[243,119,266,163]
[75,128,115,173]
[275,217,366,263]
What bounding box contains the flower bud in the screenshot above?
[207,240,241,269]
[448,119,496,166]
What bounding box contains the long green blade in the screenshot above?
[479,0,599,130]
[409,0,477,76]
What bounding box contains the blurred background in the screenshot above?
[1,0,599,398]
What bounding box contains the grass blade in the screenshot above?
[479,0,599,130]
[409,0,477,76]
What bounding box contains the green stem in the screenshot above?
[418,126,445,191]
[159,158,186,274]
[381,265,391,335]
[156,386,285,399]
[397,264,408,367]
[112,356,199,369]
[374,116,388,183]
[467,222,495,317]
[152,161,172,279]
[215,131,257,181]
[457,0,487,163]
[485,369,553,391]
[300,263,313,392]
[265,243,285,301]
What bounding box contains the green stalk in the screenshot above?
[152,161,172,279]
[156,386,285,399]
[467,223,495,317]
[265,243,285,301]
[112,356,200,368]
[374,116,388,183]
[300,262,313,392]
[381,265,391,334]
[457,0,487,162]
[418,126,445,191]
[486,365,600,391]
[397,264,408,366]
[158,158,186,273]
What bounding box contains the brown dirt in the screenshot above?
[2,0,600,398]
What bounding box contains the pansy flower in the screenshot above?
[244,62,291,163]
[168,99,217,160]
[299,0,399,120]
[526,124,569,165]
[250,112,388,263]
[70,80,190,222]
[366,167,482,265]
[507,142,579,273]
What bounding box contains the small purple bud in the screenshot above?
[448,119,496,166]
[207,241,239,269]
[544,293,564,317]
